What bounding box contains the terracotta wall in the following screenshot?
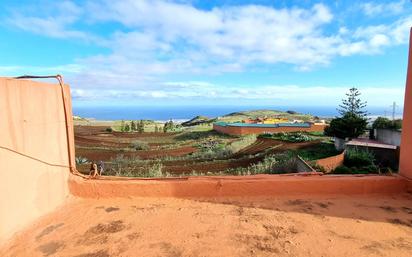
[0,78,73,243]
[400,28,412,179]
[213,124,326,136]
[315,152,345,172]
[69,174,408,198]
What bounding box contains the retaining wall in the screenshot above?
[315,152,345,172]
[0,77,74,242]
[213,123,326,136]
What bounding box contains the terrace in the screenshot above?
[1,29,412,257]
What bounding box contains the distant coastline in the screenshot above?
[73,105,403,121]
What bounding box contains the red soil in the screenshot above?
[2,193,412,257]
[76,145,197,161]
[74,125,110,135]
[75,128,325,176]
[74,135,132,148]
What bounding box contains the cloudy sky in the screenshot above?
[0,0,411,107]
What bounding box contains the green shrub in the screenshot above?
[344,148,375,167]
[259,132,314,142]
[332,165,352,174]
[75,156,89,165]
[357,165,379,174]
[225,152,298,175]
[332,164,378,175]
[105,127,113,132]
[144,161,163,177]
[295,143,341,161]
[131,140,149,150]
[226,135,256,153]
[372,117,402,130]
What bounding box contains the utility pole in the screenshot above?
[391,101,398,121]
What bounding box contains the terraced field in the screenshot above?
[74,125,328,177]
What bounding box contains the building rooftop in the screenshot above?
[347,138,398,150]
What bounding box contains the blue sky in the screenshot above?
[0,0,411,109]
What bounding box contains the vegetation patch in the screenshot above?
[259,132,314,143]
[294,143,341,161]
[131,140,150,150]
[332,148,378,174]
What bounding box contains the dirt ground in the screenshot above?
[2,194,412,257]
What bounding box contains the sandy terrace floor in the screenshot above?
[1,194,412,257]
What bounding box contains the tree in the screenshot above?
[372,117,402,130]
[163,120,174,133]
[130,121,136,131]
[124,123,130,132]
[120,120,126,132]
[154,124,159,133]
[137,120,145,133]
[325,113,367,139]
[325,88,368,139]
[338,87,367,117]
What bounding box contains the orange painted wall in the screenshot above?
[400,28,412,179]
[69,174,408,198]
[315,152,345,172]
[0,78,73,242]
[213,123,326,136]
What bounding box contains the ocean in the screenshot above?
[72,105,403,121]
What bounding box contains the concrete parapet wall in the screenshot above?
[69,174,408,198]
[0,78,73,242]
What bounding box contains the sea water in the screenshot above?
[72,104,403,121]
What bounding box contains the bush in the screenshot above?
[332,148,379,174]
[192,142,232,159]
[331,164,378,174]
[131,140,149,150]
[144,161,163,177]
[295,143,341,161]
[225,152,298,175]
[332,165,353,174]
[259,132,313,143]
[226,135,256,153]
[105,127,113,132]
[372,117,402,130]
[357,165,379,174]
[75,156,88,165]
[344,148,374,167]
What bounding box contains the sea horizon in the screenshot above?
[72,105,404,121]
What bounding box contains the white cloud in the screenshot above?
[361,1,406,17]
[70,82,405,107]
[2,0,411,105]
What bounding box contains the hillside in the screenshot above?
[217,109,314,123]
[181,115,216,127]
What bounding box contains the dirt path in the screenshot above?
[1,194,412,257]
